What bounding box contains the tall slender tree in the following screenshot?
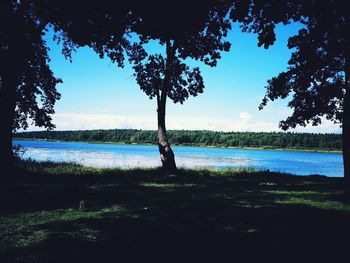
[126,1,231,170]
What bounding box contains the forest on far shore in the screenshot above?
[14,129,342,151]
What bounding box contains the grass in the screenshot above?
[1,160,349,262]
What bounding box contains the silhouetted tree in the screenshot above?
[126,1,231,170]
[231,0,350,178]
[0,1,61,167]
[0,1,133,168]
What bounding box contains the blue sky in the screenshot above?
[37,22,341,133]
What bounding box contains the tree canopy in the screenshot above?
[122,1,232,170]
[230,0,350,178]
[0,0,134,166]
[128,4,232,103]
[0,0,61,131]
[1,0,63,166]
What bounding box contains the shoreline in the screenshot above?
[13,137,342,154]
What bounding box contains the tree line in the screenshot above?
[14,130,342,151]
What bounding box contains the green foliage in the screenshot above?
[231,0,349,128]
[128,2,231,104]
[14,129,342,151]
[1,1,62,131]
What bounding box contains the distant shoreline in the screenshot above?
[13,137,342,154]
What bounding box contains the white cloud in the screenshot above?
[24,111,341,134]
[53,112,156,130]
[292,119,341,133]
[239,112,252,124]
[49,111,274,132]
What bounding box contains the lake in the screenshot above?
[13,139,343,177]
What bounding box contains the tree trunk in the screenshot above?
[156,40,177,171]
[0,72,17,169]
[157,97,177,171]
[343,106,350,180]
[343,61,350,180]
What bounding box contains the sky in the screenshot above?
[34,22,341,133]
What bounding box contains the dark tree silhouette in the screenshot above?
[0,1,132,168]
[0,1,61,167]
[35,1,131,67]
[231,0,350,179]
[126,1,231,170]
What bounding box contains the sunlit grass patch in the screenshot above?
[18,159,102,175]
[265,190,341,196]
[17,159,270,180]
[0,205,128,231]
[140,182,196,188]
[275,197,350,213]
[0,205,132,251]
[267,190,350,213]
[196,167,258,175]
[17,159,166,178]
[175,167,259,178]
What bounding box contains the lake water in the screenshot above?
[13,140,343,177]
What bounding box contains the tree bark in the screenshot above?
[0,71,17,169]
[343,59,350,180]
[156,40,177,171]
[157,97,177,171]
[343,98,350,180]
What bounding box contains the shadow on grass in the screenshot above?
[1,160,350,262]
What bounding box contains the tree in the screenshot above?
[0,1,61,168]
[230,0,350,178]
[126,1,231,170]
[0,0,134,168]
[35,0,131,67]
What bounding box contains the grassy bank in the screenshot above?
[13,137,342,153]
[1,160,349,262]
